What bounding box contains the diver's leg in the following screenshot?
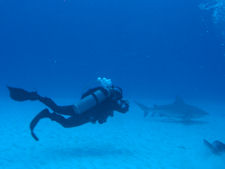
[49,113,89,128]
[38,96,75,116]
[8,86,75,116]
[30,110,89,141]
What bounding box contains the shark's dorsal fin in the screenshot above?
[174,96,185,105]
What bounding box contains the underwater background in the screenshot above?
[0,0,225,100]
[0,0,225,168]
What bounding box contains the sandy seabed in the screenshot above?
[0,97,225,169]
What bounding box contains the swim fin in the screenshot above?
[30,108,51,141]
[7,86,39,101]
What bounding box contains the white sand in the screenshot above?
[0,97,225,169]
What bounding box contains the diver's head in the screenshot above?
[97,77,122,100]
[111,86,123,100]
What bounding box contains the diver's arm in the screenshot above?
[97,100,128,124]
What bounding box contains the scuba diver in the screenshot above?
[8,77,129,141]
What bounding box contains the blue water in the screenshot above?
[1,0,225,99]
[0,0,225,168]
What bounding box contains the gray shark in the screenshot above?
[135,97,208,121]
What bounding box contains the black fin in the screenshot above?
[31,131,39,141]
[29,109,50,141]
[7,86,39,101]
[30,116,40,141]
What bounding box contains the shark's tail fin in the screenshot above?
[135,101,153,117]
[7,86,40,102]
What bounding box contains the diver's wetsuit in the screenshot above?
[8,86,129,141]
[34,87,128,127]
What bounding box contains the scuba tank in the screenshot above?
[73,77,113,114]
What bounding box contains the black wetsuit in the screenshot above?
[8,86,129,140]
[36,87,129,127]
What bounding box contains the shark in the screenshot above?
[135,97,208,121]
